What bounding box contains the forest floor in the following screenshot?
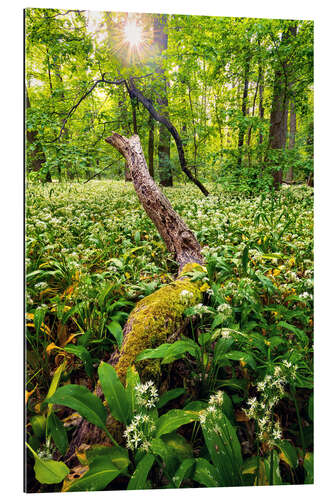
[25,180,313,491]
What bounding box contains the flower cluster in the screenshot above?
[123,414,156,452]
[216,302,233,322]
[199,390,224,425]
[179,289,194,305]
[243,361,298,448]
[135,381,159,410]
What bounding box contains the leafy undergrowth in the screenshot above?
[25,180,313,492]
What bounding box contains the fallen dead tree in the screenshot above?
[105,132,206,381]
[68,133,206,453]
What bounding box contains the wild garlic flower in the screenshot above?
[179,289,194,305]
[123,413,156,451]
[135,381,159,409]
[217,303,233,322]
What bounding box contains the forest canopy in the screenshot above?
[25,9,313,192]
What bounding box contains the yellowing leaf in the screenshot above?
[25,384,38,404]
[200,282,210,292]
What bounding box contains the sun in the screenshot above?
[123,21,143,47]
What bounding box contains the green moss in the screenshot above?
[115,272,205,381]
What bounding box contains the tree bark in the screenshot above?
[267,24,297,188]
[154,15,173,187]
[237,53,250,168]
[148,114,155,179]
[285,99,296,182]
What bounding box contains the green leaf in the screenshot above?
[193,458,220,487]
[127,454,155,490]
[156,409,199,437]
[26,442,69,485]
[151,438,179,475]
[162,432,193,461]
[172,458,195,487]
[202,411,243,486]
[64,345,94,378]
[30,415,46,439]
[107,321,123,349]
[47,412,68,456]
[303,452,314,484]
[136,343,170,361]
[125,366,140,421]
[65,447,129,492]
[35,458,69,485]
[157,388,186,409]
[276,440,298,469]
[98,362,129,424]
[47,385,108,432]
[224,350,256,369]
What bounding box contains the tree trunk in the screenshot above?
[268,24,297,188]
[285,99,296,182]
[148,114,155,179]
[154,15,173,187]
[237,54,250,168]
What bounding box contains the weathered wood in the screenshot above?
[105,133,204,271]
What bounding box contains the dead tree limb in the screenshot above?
[105,132,206,381]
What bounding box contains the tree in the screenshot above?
[153,15,173,186]
[267,22,297,188]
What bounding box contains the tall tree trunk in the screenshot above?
[154,15,172,187]
[237,54,250,168]
[148,114,155,178]
[267,24,297,189]
[285,99,296,182]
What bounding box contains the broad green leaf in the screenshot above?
[157,388,186,409]
[98,362,129,424]
[107,321,123,349]
[276,440,298,469]
[172,458,195,487]
[202,412,243,486]
[45,359,67,413]
[65,447,129,492]
[47,412,68,456]
[26,442,69,485]
[47,385,108,432]
[156,409,199,437]
[30,415,46,439]
[193,458,220,487]
[136,343,170,361]
[162,432,193,461]
[127,454,155,490]
[151,438,179,475]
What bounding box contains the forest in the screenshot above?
[25,8,314,493]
